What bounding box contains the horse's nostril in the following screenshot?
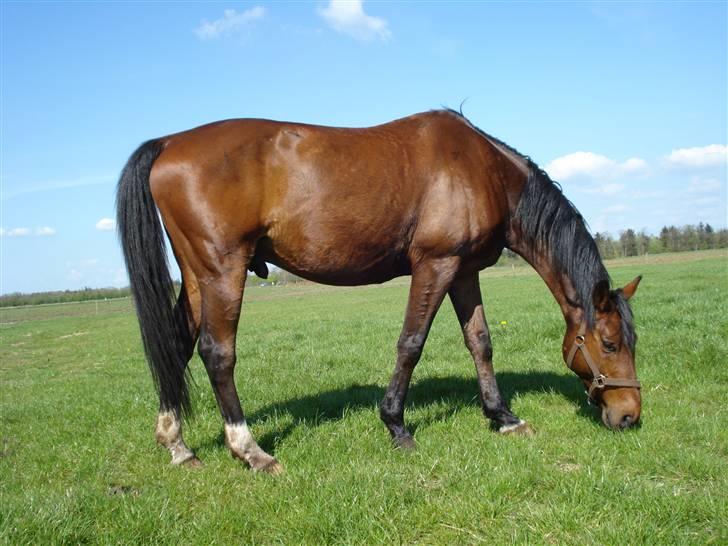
[620,414,635,429]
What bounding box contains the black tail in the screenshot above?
[116,139,193,417]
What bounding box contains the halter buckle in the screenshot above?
[575,334,585,346]
[592,375,607,389]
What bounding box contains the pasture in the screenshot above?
[1,250,726,544]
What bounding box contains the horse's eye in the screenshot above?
[602,342,617,353]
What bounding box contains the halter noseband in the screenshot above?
[566,323,641,401]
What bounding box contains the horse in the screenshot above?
[117,109,642,473]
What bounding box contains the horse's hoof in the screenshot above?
[394,435,417,450]
[170,452,202,467]
[255,458,284,475]
[248,452,284,475]
[182,456,203,468]
[499,420,535,437]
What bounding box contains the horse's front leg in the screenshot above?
[380,257,460,449]
[448,274,533,435]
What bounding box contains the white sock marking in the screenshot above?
[155,410,195,465]
[499,420,526,433]
[224,422,257,458]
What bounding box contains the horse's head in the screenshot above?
[563,276,642,430]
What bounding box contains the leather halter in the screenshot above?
[566,323,641,401]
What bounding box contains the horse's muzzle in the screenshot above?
[601,404,641,430]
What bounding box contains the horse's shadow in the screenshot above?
[199,371,598,453]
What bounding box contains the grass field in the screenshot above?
[1,250,726,544]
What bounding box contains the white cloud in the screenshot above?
[546,152,613,180]
[666,144,727,168]
[2,227,31,237]
[1,226,56,237]
[194,6,265,40]
[621,157,649,173]
[318,0,391,42]
[545,151,648,181]
[95,218,115,231]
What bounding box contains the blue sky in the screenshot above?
[1,1,726,294]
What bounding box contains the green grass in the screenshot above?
[1,250,727,544]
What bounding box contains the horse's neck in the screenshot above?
[509,243,583,328]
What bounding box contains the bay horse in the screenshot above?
[117,110,642,473]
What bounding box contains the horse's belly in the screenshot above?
[257,231,411,286]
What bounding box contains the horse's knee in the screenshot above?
[397,332,426,363]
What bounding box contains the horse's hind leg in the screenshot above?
[380,257,460,449]
[448,274,533,435]
[155,276,202,466]
[196,254,282,474]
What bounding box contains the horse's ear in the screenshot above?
[592,280,611,312]
[621,275,642,300]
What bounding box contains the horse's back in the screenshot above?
[149,112,521,284]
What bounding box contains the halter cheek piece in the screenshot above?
[566,323,641,401]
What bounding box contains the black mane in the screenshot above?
[444,108,636,351]
[514,167,609,321]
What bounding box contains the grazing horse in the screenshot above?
[117,110,642,473]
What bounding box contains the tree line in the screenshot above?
[0,286,132,308]
[593,222,728,259]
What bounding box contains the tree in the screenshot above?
[682,225,698,251]
[648,236,664,254]
[637,229,650,255]
[659,226,670,251]
[668,225,680,252]
[594,232,616,259]
[716,228,728,248]
[702,223,715,249]
[620,229,638,257]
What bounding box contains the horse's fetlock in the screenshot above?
[380,396,402,424]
